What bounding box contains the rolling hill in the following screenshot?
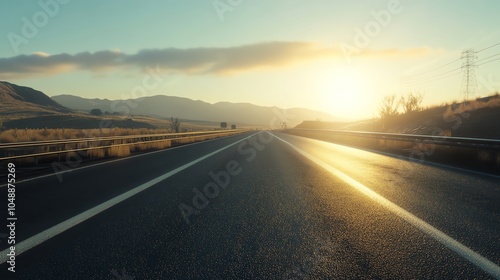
[0,82,153,129]
[0,81,70,117]
[296,94,500,139]
[51,94,339,127]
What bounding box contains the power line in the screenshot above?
[404,58,461,78]
[421,71,462,85]
[476,57,500,66]
[401,66,462,84]
[405,43,498,76]
[405,43,499,79]
[402,71,461,86]
[476,42,500,53]
[401,43,500,93]
[476,52,500,63]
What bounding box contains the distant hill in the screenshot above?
[296,94,500,139]
[0,81,70,117]
[0,81,338,129]
[0,82,153,129]
[52,94,338,127]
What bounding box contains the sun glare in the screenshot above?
[320,67,372,119]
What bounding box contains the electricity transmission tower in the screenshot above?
[460,49,478,101]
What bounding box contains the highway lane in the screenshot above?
[274,132,500,266]
[1,131,499,279]
[0,131,257,254]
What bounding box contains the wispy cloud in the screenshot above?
[0,42,439,79]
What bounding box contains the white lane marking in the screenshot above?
[0,132,259,262]
[271,132,500,279]
[0,132,251,188]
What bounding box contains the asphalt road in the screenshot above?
[1,131,499,279]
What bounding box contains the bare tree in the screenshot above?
[400,92,424,114]
[378,94,400,119]
[170,117,182,133]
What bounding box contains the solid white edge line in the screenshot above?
[0,132,260,263]
[270,132,500,279]
[281,132,500,179]
[0,132,251,188]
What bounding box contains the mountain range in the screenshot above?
[0,81,338,128]
[51,94,338,127]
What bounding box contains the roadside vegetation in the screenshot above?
[1,127,242,166]
[379,92,500,120]
[299,92,500,139]
[0,116,192,143]
[0,128,176,143]
[443,92,500,118]
[170,117,182,133]
[378,92,424,119]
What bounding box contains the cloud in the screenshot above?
[127,42,333,74]
[0,42,439,79]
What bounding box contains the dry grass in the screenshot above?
[132,140,172,152]
[0,128,175,143]
[2,131,240,167]
[88,148,106,158]
[443,94,500,118]
[108,145,131,157]
[1,128,187,164]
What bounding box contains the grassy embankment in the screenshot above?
[290,94,500,173]
[0,128,173,143]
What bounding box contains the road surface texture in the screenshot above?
[1,131,499,279]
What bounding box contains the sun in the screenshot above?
[320,67,371,119]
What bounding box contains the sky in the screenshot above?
[1,0,500,120]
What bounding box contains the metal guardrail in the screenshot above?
[287,128,500,150]
[0,129,247,161]
[0,130,240,148]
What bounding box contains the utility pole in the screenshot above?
[460,49,478,101]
